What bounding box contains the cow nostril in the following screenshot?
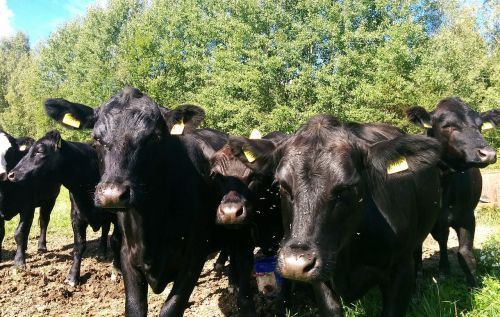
[119,186,130,203]
[303,257,317,273]
[235,206,244,218]
[7,172,15,182]
[477,148,497,163]
[478,149,487,158]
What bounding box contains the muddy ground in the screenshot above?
[0,225,496,317]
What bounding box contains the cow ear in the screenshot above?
[16,137,35,152]
[363,135,442,233]
[479,109,500,131]
[163,104,205,135]
[228,136,280,176]
[406,106,433,129]
[44,98,97,129]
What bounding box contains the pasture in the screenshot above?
[0,187,498,317]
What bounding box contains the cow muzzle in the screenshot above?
[278,246,320,282]
[477,147,497,164]
[216,202,247,225]
[95,182,130,209]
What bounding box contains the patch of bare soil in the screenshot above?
[0,225,496,316]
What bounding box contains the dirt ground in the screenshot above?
[0,225,496,317]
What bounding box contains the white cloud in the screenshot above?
[64,0,107,18]
[0,0,14,39]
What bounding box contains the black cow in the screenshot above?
[8,130,121,286]
[407,97,498,286]
[209,131,287,314]
[43,87,225,316]
[228,115,443,316]
[0,130,60,268]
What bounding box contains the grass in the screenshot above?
[3,189,499,317]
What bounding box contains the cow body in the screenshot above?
[228,115,442,316]
[8,131,120,285]
[407,97,498,286]
[0,130,60,268]
[43,87,225,316]
[210,132,287,315]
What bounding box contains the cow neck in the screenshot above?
[59,141,99,192]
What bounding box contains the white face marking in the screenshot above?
[0,133,13,175]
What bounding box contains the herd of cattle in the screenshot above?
[0,86,498,317]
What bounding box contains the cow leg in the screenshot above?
[214,249,228,274]
[413,244,423,277]
[110,223,122,279]
[37,198,55,253]
[66,207,87,286]
[0,218,5,262]
[312,281,343,317]
[431,226,450,276]
[97,221,111,260]
[160,256,205,317]
[276,278,292,317]
[455,222,477,287]
[231,234,256,317]
[13,207,35,268]
[122,251,148,317]
[380,259,414,317]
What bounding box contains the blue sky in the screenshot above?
[0,0,101,45]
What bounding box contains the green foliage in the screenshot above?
[0,0,498,144]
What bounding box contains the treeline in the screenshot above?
[0,0,498,146]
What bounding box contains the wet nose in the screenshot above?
[477,147,497,164]
[95,182,130,208]
[7,171,16,182]
[278,244,319,281]
[216,202,246,225]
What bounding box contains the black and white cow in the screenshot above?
[8,130,121,286]
[0,130,60,268]
[227,115,443,316]
[407,97,499,286]
[43,87,227,316]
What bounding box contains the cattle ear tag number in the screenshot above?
[481,121,494,131]
[243,146,257,163]
[387,156,409,174]
[62,113,81,128]
[19,145,27,151]
[423,122,432,129]
[249,129,262,139]
[170,121,185,135]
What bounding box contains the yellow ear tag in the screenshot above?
[19,145,27,151]
[62,113,81,128]
[249,129,262,139]
[243,147,257,163]
[387,157,409,174]
[481,121,494,131]
[423,123,432,129]
[170,121,185,135]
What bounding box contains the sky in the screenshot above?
[0,0,488,47]
[0,0,102,45]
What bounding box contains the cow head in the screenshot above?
[229,115,441,282]
[0,131,33,181]
[210,132,287,226]
[7,131,63,183]
[407,97,498,169]
[44,87,205,209]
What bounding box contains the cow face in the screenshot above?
[407,97,498,169]
[229,115,441,283]
[44,87,205,209]
[7,131,63,183]
[0,131,32,181]
[210,145,257,225]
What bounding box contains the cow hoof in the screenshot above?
[214,262,224,274]
[38,247,48,253]
[96,254,106,261]
[65,277,79,287]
